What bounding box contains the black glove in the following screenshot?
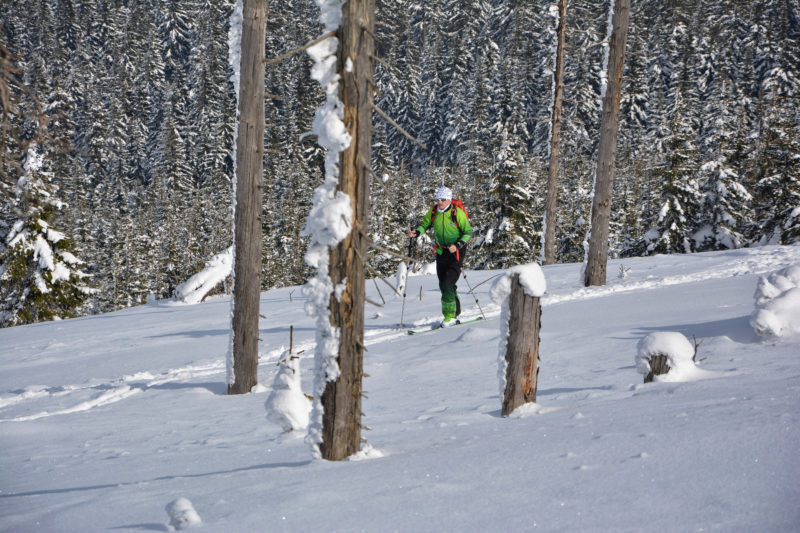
[456,241,467,251]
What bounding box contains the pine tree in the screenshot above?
[477,129,538,269]
[694,158,752,250]
[1,146,92,327]
[753,104,800,244]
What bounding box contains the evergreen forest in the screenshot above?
[1,0,799,327]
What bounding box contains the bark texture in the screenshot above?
[543,0,567,266]
[320,0,374,460]
[584,0,630,287]
[229,0,266,395]
[644,354,670,383]
[502,274,542,417]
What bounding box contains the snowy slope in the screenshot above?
[1,246,799,532]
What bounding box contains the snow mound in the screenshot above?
[348,444,384,461]
[750,264,800,340]
[165,497,201,530]
[636,332,713,382]
[490,263,547,302]
[265,352,312,433]
[174,247,232,304]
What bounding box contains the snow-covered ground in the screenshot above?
[2,245,799,532]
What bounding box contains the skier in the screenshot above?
[408,186,473,328]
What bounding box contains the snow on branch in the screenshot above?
[174,247,233,304]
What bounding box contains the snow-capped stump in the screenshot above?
[265,349,311,433]
[165,497,201,530]
[491,264,546,416]
[636,332,696,383]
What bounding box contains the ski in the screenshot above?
[407,316,483,335]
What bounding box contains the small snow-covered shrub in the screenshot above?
[636,332,700,383]
[265,352,311,433]
[750,264,800,340]
[165,497,201,530]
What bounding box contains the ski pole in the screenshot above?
[461,269,486,320]
[399,237,414,327]
[407,234,418,273]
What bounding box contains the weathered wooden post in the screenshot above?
[501,273,542,416]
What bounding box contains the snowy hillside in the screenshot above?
[2,246,800,532]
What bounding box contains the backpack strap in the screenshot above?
[431,203,462,232]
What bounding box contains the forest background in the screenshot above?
[1,0,798,324]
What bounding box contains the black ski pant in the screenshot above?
[436,247,463,319]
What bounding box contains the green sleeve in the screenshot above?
[416,207,434,235]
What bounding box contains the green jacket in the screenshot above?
[416,204,473,255]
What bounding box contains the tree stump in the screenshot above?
[501,274,542,416]
[644,354,670,383]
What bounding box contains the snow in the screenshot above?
[265,351,312,433]
[226,0,243,386]
[23,144,44,173]
[750,264,800,340]
[33,234,55,271]
[2,246,800,532]
[165,497,202,530]
[302,0,352,459]
[635,331,716,382]
[226,0,243,100]
[174,247,232,304]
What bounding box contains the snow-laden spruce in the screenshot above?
[750,264,800,340]
[302,0,352,460]
[490,263,546,402]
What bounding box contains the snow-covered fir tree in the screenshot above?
[0,147,93,327]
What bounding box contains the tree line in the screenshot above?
[1,0,798,327]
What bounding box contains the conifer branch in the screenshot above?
[372,104,427,150]
[264,31,336,64]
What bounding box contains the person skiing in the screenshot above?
[408,186,473,328]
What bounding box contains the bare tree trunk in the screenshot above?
[501,274,542,417]
[543,0,567,266]
[584,0,630,287]
[319,0,374,460]
[229,0,266,395]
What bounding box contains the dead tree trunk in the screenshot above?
[319,0,374,461]
[501,274,542,416]
[543,0,567,266]
[229,0,266,395]
[584,0,630,287]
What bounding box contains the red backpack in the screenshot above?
[430,199,469,232]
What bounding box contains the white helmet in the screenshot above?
[435,186,453,201]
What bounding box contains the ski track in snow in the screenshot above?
[2,246,797,422]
